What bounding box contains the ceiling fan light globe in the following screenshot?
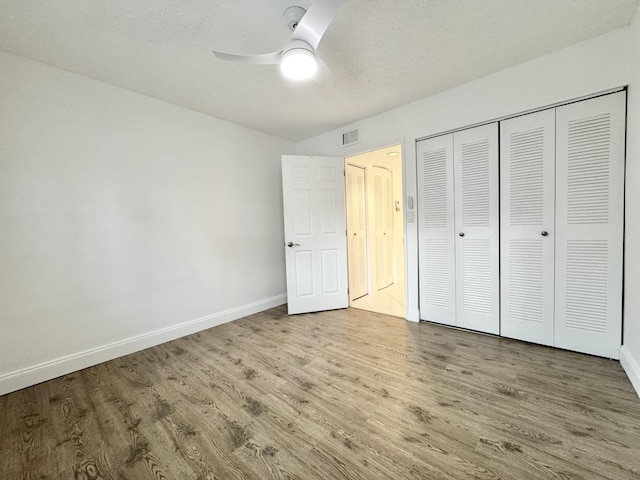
[280,48,318,80]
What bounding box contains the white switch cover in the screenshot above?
[407,211,415,222]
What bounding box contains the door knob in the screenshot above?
[459,232,465,237]
[287,241,300,247]
[541,231,549,237]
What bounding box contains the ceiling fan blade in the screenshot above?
[315,56,336,87]
[212,50,282,65]
[290,0,345,50]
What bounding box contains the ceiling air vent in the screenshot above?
[342,129,360,146]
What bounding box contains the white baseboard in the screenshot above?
[620,345,640,399]
[0,294,287,397]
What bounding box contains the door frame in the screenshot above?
[343,141,408,320]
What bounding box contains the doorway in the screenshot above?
[345,144,405,318]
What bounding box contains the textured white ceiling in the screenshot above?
[0,0,638,141]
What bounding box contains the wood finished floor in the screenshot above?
[2,306,640,479]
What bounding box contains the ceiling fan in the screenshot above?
[212,0,345,81]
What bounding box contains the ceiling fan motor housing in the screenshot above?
[283,6,306,31]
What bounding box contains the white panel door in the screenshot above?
[554,92,626,359]
[374,166,394,290]
[453,123,500,334]
[500,109,556,345]
[282,155,348,315]
[346,163,368,301]
[417,134,456,326]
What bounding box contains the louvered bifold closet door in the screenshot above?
[453,123,500,334]
[555,92,625,359]
[500,109,556,345]
[417,134,456,326]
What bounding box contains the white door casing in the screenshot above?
[453,123,500,335]
[500,109,556,346]
[346,163,368,301]
[554,92,625,359]
[282,155,349,315]
[417,134,456,326]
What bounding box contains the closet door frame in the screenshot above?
[415,90,625,358]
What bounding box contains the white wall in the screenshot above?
[621,10,640,397]
[0,51,294,395]
[297,27,631,323]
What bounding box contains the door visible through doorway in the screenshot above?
[345,145,405,318]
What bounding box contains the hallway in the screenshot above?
[350,281,405,318]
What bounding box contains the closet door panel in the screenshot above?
[453,123,500,334]
[555,92,625,359]
[417,134,456,325]
[500,109,556,345]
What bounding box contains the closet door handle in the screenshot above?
[541,231,549,237]
[459,232,465,237]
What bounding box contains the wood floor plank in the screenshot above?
[2,305,640,479]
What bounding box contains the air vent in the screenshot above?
[342,129,360,146]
